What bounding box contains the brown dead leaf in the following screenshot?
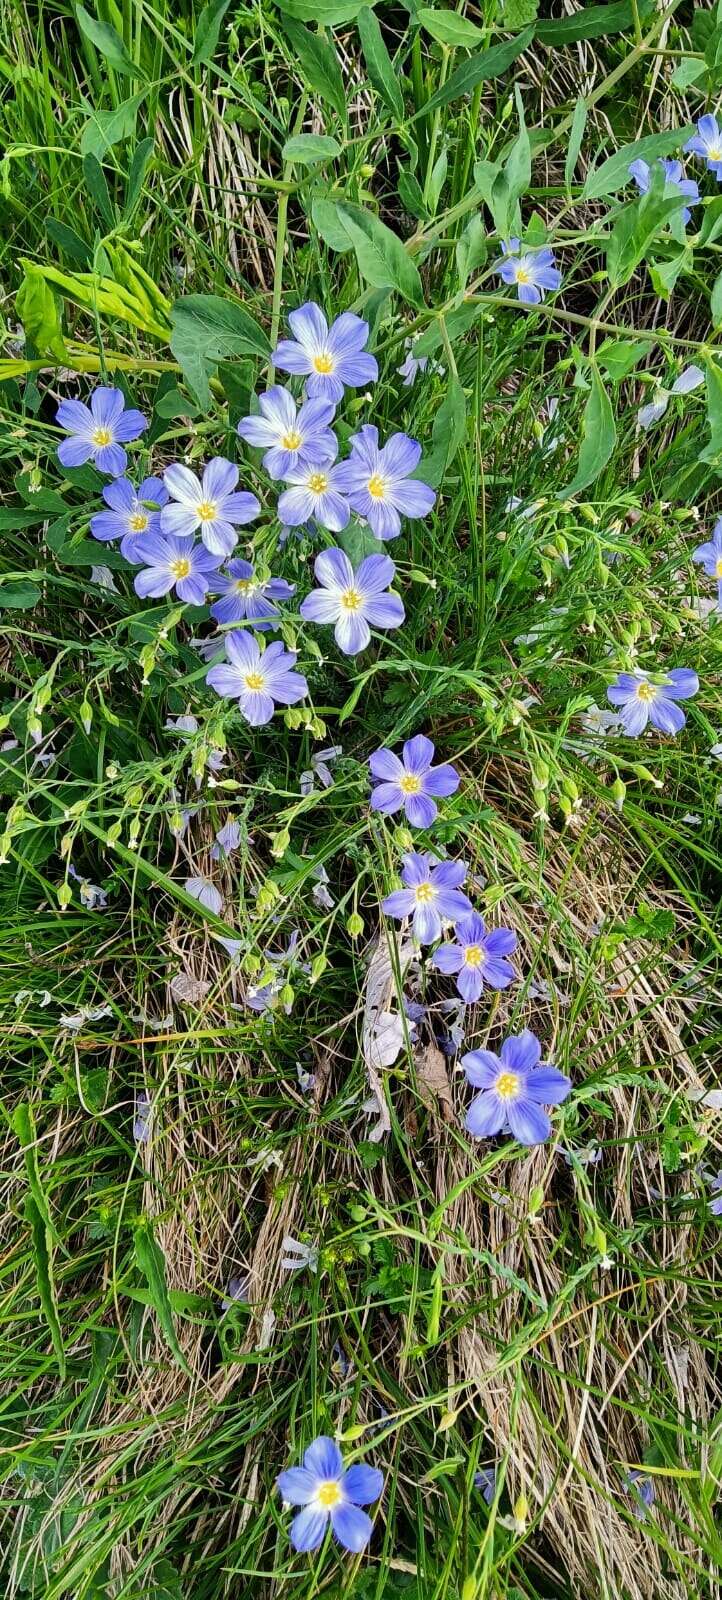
[414,1040,455,1124]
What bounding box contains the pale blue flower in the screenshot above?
[462,1030,571,1146]
[161,458,260,558]
[210,559,295,629]
[237,385,336,479]
[206,631,308,726]
[56,386,147,477]
[335,426,436,541]
[276,1435,384,1553]
[628,157,699,223]
[382,851,472,944]
[693,520,722,612]
[90,476,168,560]
[300,547,404,655]
[133,531,220,604]
[272,303,378,402]
[606,668,698,735]
[493,238,561,304]
[685,114,722,179]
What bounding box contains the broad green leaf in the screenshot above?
[46,217,92,267]
[558,365,616,498]
[311,195,355,250]
[417,7,483,47]
[582,127,694,199]
[565,97,588,189]
[191,0,232,64]
[134,1220,191,1374]
[537,0,654,41]
[596,337,651,380]
[75,4,143,77]
[280,17,346,119]
[501,0,539,26]
[398,168,428,219]
[423,372,466,485]
[282,132,341,164]
[169,294,270,406]
[671,56,705,88]
[0,581,41,609]
[700,196,722,246]
[357,7,404,121]
[16,263,67,358]
[456,213,486,288]
[277,0,369,24]
[648,247,691,300]
[334,200,424,305]
[25,1196,66,1378]
[80,91,146,159]
[606,189,689,286]
[412,25,534,119]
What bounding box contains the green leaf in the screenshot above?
[582,127,694,200]
[281,17,346,119]
[699,360,722,466]
[671,56,705,89]
[416,6,483,43]
[537,0,654,42]
[648,247,691,300]
[412,25,534,119]
[82,153,116,226]
[45,218,92,268]
[596,336,651,380]
[423,372,466,485]
[134,1220,191,1374]
[12,1103,60,1244]
[558,365,616,498]
[124,136,154,218]
[501,0,539,27]
[25,1196,66,1378]
[357,6,404,121]
[277,0,369,24]
[333,200,424,305]
[606,189,689,287]
[0,581,41,609]
[712,268,722,328]
[455,213,486,288]
[565,97,588,190]
[398,168,428,219]
[417,7,483,47]
[16,263,67,358]
[75,3,143,76]
[282,133,341,164]
[169,294,270,406]
[80,91,146,159]
[191,0,232,63]
[311,195,355,250]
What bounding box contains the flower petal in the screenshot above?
[369,747,405,781]
[276,1467,317,1505]
[289,1506,328,1552]
[506,1097,551,1146]
[341,1464,384,1505]
[465,1091,506,1138]
[330,1502,374,1552]
[462,1049,501,1089]
[304,1436,343,1479]
[404,791,438,829]
[335,610,371,655]
[525,1066,571,1106]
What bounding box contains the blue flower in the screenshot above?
[396,338,444,387]
[276,1434,384,1553]
[382,851,472,945]
[161,458,260,559]
[300,547,404,656]
[369,734,460,827]
[432,911,517,1003]
[206,631,308,727]
[277,444,351,533]
[606,668,698,736]
[492,239,562,304]
[335,426,436,541]
[637,363,704,429]
[624,1470,655,1521]
[708,1172,722,1216]
[685,114,722,179]
[133,531,220,605]
[462,1029,571,1146]
[693,520,722,612]
[210,559,295,629]
[474,1467,496,1505]
[56,386,147,478]
[90,476,169,561]
[237,386,337,480]
[272,303,378,402]
[628,157,699,223]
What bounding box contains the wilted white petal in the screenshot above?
[165,714,199,734]
[281,1236,319,1273]
[671,364,704,395]
[185,876,224,915]
[368,1010,414,1069]
[90,565,118,592]
[133,1091,152,1144]
[638,396,668,429]
[300,770,314,796]
[170,971,211,1006]
[257,1306,276,1349]
[296,1063,316,1092]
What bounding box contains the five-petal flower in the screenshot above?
[56,386,147,478]
[382,850,472,944]
[277,1435,384,1554]
[606,668,698,735]
[272,303,378,401]
[90,475,169,560]
[369,735,459,827]
[462,1030,571,1146]
[237,386,337,479]
[210,558,295,629]
[206,630,308,726]
[685,114,722,179]
[492,239,562,304]
[161,458,260,558]
[335,425,436,541]
[300,547,404,655]
[432,911,517,1003]
[134,531,220,604]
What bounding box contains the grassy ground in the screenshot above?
[1,0,722,1596]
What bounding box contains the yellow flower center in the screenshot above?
[709,145,722,161]
[496,1071,520,1101]
[399,773,421,794]
[91,426,113,447]
[170,558,191,579]
[464,944,484,968]
[414,881,436,904]
[316,1480,342,1508]
[313,353,334,375]
[636,681,657,702]
[515,266,531,285]
[282,430,302,450]
[341,587,361,612]
[368,473,386,500]
[716,557,722,578]
[308,471,329,494]
[234,578,256,594]
[244,672,265,691]
[129,511,149,532]
[197,499,217,521]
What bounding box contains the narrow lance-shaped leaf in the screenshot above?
[191,0,232,64]
[582,127,694,200]
[558,365,616,498]
[281,17,346,121]
[357,7,404,122]
[134,1219,191,1374]
[25,1196,66,1378]
[75,3,144,77]
[412,26,534,120]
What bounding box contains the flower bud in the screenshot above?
[610,777,626,812]
[80,699,93,735]
[347,911,364,937]
[57,882,73,909]
[270,826,290,859]
[310,954,327,984]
